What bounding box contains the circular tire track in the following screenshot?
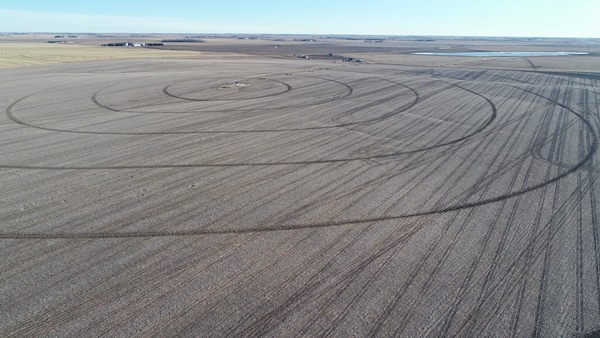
[6,77,493,148]
[5,79,493,163]
[163,78,292,101]
[2,69,595,239]
[92,75,354,114]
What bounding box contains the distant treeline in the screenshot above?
[161,39,204,43]
[101,42,164,47]
[103,42,127,46]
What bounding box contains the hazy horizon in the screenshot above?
[1,0,599,38]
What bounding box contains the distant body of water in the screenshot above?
[413,51,589,57]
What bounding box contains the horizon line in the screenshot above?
[2,32,600,40]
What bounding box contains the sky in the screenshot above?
[0,0,599,38]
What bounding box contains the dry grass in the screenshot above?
[349,52,600,72]
[0,43,213,68]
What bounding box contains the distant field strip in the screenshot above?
[0,43,211,68]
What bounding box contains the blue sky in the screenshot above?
[0,0,598,37]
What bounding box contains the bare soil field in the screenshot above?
[151,36,600,72]
[1,37,600,337]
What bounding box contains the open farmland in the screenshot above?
[1,46,600,337]
[0,43,207,69]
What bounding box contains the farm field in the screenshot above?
[0,42,209,68]
[1,39,600,337]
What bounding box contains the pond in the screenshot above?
[413,51,589,57]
